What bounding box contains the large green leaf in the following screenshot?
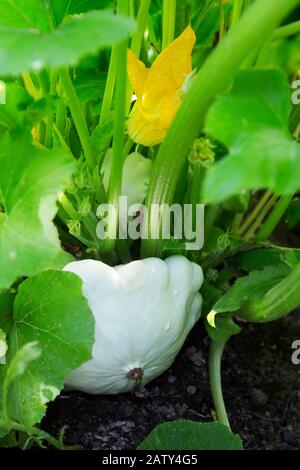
[0,0,53,31]
[0,133,74,290]
[68,0,114,14]
[207,265,289,327]
[231,246,300,272]
[203,70,300,203]
[0,10,135,76]
[5,270,95,426]
[51,0,71,26]
[138,420,243,450]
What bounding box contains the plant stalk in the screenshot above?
[273,19,300,40]
[102,40,128,254]
[243,195,278,241]
[209,341,231,429]
[256,195,293,241]
[162,0,177,50]
[59,67,95,169]
[44,70,57,149]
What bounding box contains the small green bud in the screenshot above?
[189,137,215,168]
[74,168,87,189]
[79,196,91,217]
[65,176,78,195]
[67,220,81,238]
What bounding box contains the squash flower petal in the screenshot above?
[127,26,196,147]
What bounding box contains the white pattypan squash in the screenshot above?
[63,256,203,395]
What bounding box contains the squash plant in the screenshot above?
[0,0,300,450]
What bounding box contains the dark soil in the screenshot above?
[42,311,300,450]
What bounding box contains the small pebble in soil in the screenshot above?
[167,375,177,384]
[185,347,206,367]
[187,385,197,395]
[250,388,268,407]
[281,430,299,448]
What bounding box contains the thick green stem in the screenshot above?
[219,0,225,40]
[141,0,299,258]
[44,70,57,149]
[162,0,177,50]
[230,0,244,27]
[22,72,41,100]
[126,0,152,114]
[56,78,67,135]
[130,0,152,56]
[256,195,293,241]
[59,193,78,220]
[209,341,231,429]
[102,40,128,254]
[99,47,118,125]
[100,0,129,126]
[240,260,300,323]
[59,67,95,169]
[273,19,300,40]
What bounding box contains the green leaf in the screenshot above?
[0,11,135,76]
[138,420,243,450]
[285,197,300,229]
[231,246,300,272]
[193,5,232,49]
[51,0,71,26]
[203,70,300,204]
[0,84,58,132]
[209,265,289,317]
[0,431,19,448]
[222,191,250,214]
[206,316,241,343]
[75,70,106,104]
[4,342,41,390]
[0,84,32,132]
[0,0,53,31]
[68,0,114,14]
[92,120,113,164]
[0,133,74,290]
[5,270,95,426]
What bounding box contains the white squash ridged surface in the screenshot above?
[63,256,203,394]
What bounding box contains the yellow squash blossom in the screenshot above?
[127,26,196,147]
